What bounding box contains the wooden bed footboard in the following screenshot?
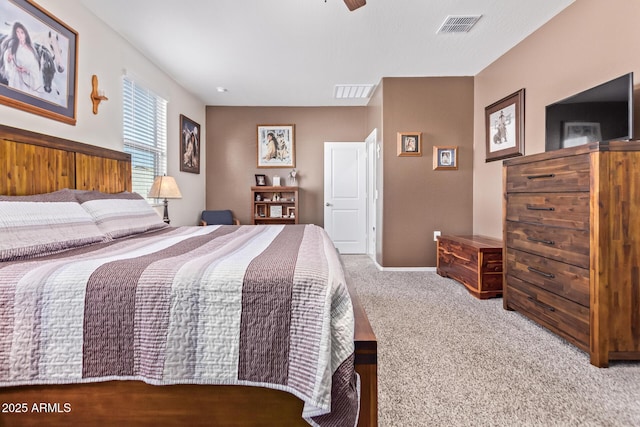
[0,124,378,426]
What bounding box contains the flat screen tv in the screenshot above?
[545,72,634,151]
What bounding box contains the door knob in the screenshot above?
[325,202,332,206]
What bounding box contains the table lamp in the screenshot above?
[148,175,182,224]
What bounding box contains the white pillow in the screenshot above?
[0,189,107,261]
[75,191,168,239]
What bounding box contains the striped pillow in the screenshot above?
[76,191,168,239]
[0,189,107,261]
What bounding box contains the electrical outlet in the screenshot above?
[433,231,441,242]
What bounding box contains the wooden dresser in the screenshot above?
[503,141,640,367]
[437,235,503,299]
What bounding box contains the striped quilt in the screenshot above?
[0,224,358,426]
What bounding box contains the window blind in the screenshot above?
[122,76,168,200]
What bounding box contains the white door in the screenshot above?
[324,142,367,254]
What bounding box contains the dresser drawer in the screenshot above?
[505,154,590,193]
[506,275,589,351]
[506,249,589,306]
[506,192,590,230]
[506,221,590,268]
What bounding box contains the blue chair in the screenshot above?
[200,210,240,226]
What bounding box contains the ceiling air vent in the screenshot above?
[437,15,482,34]
[334,84,375,99]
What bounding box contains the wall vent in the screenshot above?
[437,15,482,34]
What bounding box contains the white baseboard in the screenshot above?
[370,257,437,272]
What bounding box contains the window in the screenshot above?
[122,76,167,199]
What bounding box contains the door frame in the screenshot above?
[365,129,378,258]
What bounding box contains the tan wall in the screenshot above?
[381,77,475,267]
[473,0,640,238]
[206,78,473,268]
[205,107,368,226]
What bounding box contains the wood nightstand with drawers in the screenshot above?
[503,141,640,367]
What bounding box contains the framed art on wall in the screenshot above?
[397,132,422,157]
[485,89,525,162]
[433,146,458,170]
[180,114,200,174]
[0,0,78,125]
[257,124,295,168]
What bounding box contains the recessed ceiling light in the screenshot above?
[334,84,375,99]
[216,87,228,93]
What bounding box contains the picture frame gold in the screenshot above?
[433,146,458,170]
[397,132,422,157]
[485,89,525,162]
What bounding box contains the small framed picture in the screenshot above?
[272,176,281,186]
[255,174,267,186]
[286,207,295,218]
[433,146,458,170]
[255,203,266,217]
[270,205,283,218]
[397,132,422,156]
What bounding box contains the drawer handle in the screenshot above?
[527,296,556,312]
[526,236,555,245]
[526,173,556,180]
[526,204,555,211]
[527,266,555,279]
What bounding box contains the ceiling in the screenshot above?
[80,0,575,107]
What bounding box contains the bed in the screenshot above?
[0,124,377,427]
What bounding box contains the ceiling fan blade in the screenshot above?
[344,0,366,11]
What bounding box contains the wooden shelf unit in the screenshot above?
[251,186,298,225]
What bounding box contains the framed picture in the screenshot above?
[397,132,422,157]
[257,124,295,168]
[433,146,458,170]
[562,121,602,148]
[255,174,266,186]
[0,0,78,125]
[180,114,200,174]
[270,205,283,218]
[485,89,525,162]
[254,203,266,218]
[286,207,295,218]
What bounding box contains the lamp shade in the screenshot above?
[148,175,182,199]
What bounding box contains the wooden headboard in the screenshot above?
[0,124,132,196]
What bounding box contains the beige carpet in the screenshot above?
[342,255,640,427]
